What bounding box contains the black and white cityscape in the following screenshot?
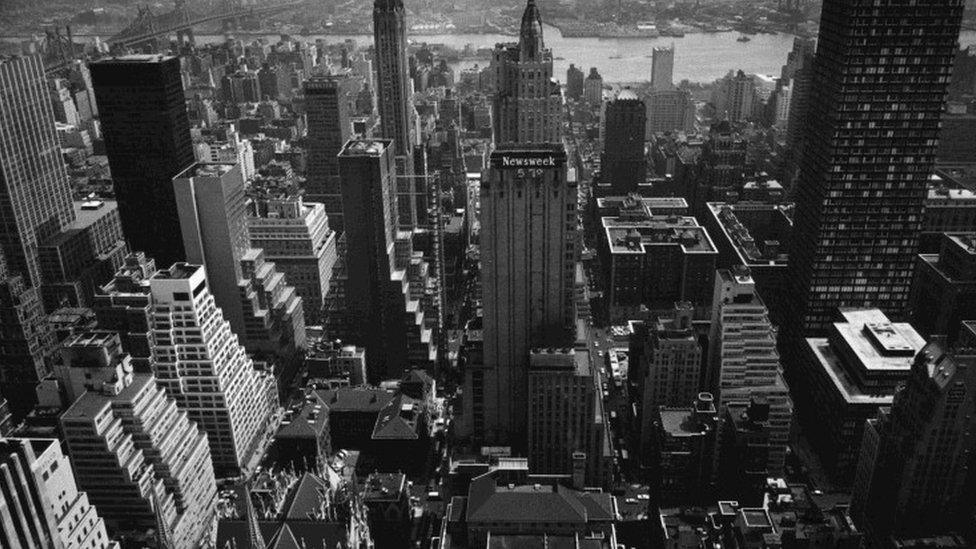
[2,0,976,547]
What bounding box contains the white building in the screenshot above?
[148,263,279,474]
[650,45,675,91]
[0,437,117,549]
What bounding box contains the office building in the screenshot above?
[599,208,716,320]
[780,38,816,190]
[712,70,756,123]
[851,339,976,542]
[148,263,278,474]
[247,196,338,324]
[650,45,675,91]
[373,0,415,176]
[330,140,434,383]
[708,268,792,479]
[58,332,217,547]
[921,172,976,252]
[583,67,603,104]
[0,437,115,549]
[566,63,584,100]
[646,89,695,137]
[38,199,128,311]
[472,144,576,447]
[704,202,792,326]
[787,0,964,333]
[601,90,647,195]
[0,255,55,418]
[793,309,924,483]
[92,253,157,372]
[491,0,562,144]
[691,122,748,216]
[173,163,305,356]
[653,393,718,504]
[304,73,360,233]
[0,55,74,288]
[634,303,702,459]
[90,55,196,266]
[911,233,976,345]
[527,346,610,489]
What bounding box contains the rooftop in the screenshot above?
[603,215,716,254]
[362,472,406,501]
[340,139,391,156]
[61,374,154,421]
[175,162,236,180]
[277,392,329,438]
[152,263,203,281]
[833,309,925,371]
[315,386,394,413]
[91,54,175,64]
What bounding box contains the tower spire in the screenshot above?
[519,0,545,60]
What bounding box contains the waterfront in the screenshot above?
[185,24,976,83]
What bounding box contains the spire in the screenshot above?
[519,0,545,60]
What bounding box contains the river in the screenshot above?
[187,24,976,83]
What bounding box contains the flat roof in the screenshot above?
[91,54,176,64]
[805,338,898,406]
[340,139,391,156]
[176,162,236,180]
[833,309,925,371]
[603,216,717,254]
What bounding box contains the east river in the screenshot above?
[190,24,976,83]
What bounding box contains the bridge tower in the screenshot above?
[174,0,195,46]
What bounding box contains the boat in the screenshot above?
[737,35,751,42]
[609,55,623,59]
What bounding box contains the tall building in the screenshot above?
[779,37,816,190]
[58,332,217,547]
[583,67,603,104]
[787,0,965,334]
[148,263,278,474]
[473,144,576,447]
[173,163,305,357]
[793,309,924,483]
[490,0,562,144]
[634,303,702,460]
[333,140,431,383]
[653,392,718,505]
[601,90,647,194]
[373,0,415,176]
[304,73,360,234]
[646,89,695,137]
[0,437,116,549]
[910,233,976,344]
[527,345,610,489]
[0,55,74,288]
[707,268,792,480]
[650,45,675,91]
[90,55,196,266]
[92,253,157,372]
[247,196,338,324]
[851,339,976,541]
[566,63,584,100]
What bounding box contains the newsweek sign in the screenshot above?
[491,150,566,170]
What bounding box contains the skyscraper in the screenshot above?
[334,140,430,383]
[173,163,305,357]
[851,339,976,541]
[58,332,216,547]
[0,437,116,549]
[304,73,360,234]
[473,144,576,446]
[601,89,647,194]
[583,67,603,104]
[0,55,74,288]
[491,0,562,144]
[566,63,584,100]
[90,55,196,267]
[788,0,965,334]
[373,0,415,176]
[148,263,278,474]
[650,45,675,91]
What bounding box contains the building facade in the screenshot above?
[601,90,647,195]
[90,55,196,266]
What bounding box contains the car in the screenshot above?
[625,497,638,504]
[637,494,650,500]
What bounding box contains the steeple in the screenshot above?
[519,0,545,61]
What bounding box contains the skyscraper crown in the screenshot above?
[519,0,545,60]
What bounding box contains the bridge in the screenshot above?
[107,0,304,51]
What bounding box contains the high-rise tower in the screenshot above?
[601,90,647,194]
[373,0,415,176]
[490,0,563,144]
[787,0,964,333]
[471,144,577,446]
[90,55,196,267]
[650,46,675,91]
[0,55,74,288]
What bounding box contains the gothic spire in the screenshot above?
[519,0,545,60]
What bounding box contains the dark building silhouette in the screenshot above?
[337,140,410,383]
[90,55,195,267]
[851,339,976,542]
[787,0,964,334]
[911,233,976,344]
[566,63,584,100]
[304,73,360,234]
[601,90,647,195]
